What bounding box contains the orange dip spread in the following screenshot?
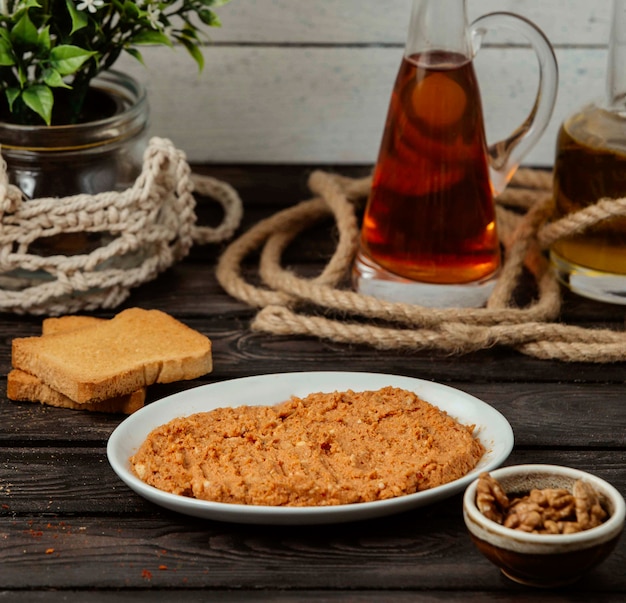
[130,386,485,506]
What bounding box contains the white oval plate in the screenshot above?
[107,371,514,525]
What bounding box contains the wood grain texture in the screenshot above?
[1,163,625,600]
[0,594,619,603]
[1,381,624,447]
[1,448,624,513]
[1,314,626,385]
[1,450,624,592]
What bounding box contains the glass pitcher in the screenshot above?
[550,0,626,305]
[352,0,558,307]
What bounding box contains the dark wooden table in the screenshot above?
[1,165,625,601]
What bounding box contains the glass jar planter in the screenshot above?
[1,70,148,200]
[0,70,150,290]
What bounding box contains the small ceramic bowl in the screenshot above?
[463,464,625,588]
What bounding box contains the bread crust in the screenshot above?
[9,314,146,413]
[12,308,213,403]
[7,369,145,414]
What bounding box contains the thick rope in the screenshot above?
[0,137,243,315]
[216,168,626,363]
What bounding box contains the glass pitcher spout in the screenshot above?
[352,0,558,308]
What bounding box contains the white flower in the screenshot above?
[146,5,162,29]
[76,0,105,13]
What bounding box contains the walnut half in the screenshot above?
[476,471,509,523]
[475,473,609,534]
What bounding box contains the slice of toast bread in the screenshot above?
[8,315,146,413]
[12,308,213,403]
[7,369,145,413]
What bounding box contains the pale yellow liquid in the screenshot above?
[552,107,626,275]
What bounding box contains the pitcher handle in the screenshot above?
[471,12,559,195]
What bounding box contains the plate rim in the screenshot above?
[107,371,514,524]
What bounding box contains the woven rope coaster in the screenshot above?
[0,137,243,315]
[216,168,626,363]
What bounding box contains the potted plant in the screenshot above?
[0,0,229,196]
[0,0,232,307]
[0,0,227,125]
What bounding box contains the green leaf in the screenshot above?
[11,13,39,46]
[17,63,27,86]
[65,0,89,34]
[0,40,15,66]
[49,45,96,75]
[198,10,221,28]
[38,25,51,51]
[179,38,204,71]
[122,0,140,19]
[22,84,54,125]
[20,0,42,9]
[131,30,173,47]
[43,68,71,89]
[5,87,20,111]
[124,47,145,65]
[11,0,42,18]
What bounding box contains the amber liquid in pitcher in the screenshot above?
[552,116,626,275]
[361,51,500,283]
[360,50,500,284]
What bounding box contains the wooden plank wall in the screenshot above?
[118,0,611,167]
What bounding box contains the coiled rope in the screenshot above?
[0,137,243,315]
[216,168,626,363]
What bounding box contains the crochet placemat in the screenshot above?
[216,168,626,363]
[0,137,243,315]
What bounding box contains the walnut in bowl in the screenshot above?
[463,464,625,588]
